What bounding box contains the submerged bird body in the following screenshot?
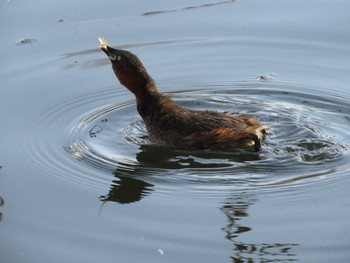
[99,38,266,151]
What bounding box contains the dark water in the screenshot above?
[1,0,350,262]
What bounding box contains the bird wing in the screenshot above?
[184,127,261,151]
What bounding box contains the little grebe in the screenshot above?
[99,38,266,152]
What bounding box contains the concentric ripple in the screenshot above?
[65,80,350,189]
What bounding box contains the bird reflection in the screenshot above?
[100,144,262,204]
[99,145,298,261]
[221,192,298,262]
[136,144,262,169]
[100,175,153,204]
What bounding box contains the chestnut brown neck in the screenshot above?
[136,89,175,121]
[112,63,158,98]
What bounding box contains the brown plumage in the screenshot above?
[99,38,266,152]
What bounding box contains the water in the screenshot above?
[1,0,350,262]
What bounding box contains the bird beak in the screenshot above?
[98,37,113,56]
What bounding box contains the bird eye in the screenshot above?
[109,54,117,61]
[109,55,122,61]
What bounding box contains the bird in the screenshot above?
[99,38,266,152]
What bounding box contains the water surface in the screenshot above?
[1,0,350,262]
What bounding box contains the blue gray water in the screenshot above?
[1,0,350,262]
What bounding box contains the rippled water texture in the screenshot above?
[65,84,350,188]
[1,0,350,262]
